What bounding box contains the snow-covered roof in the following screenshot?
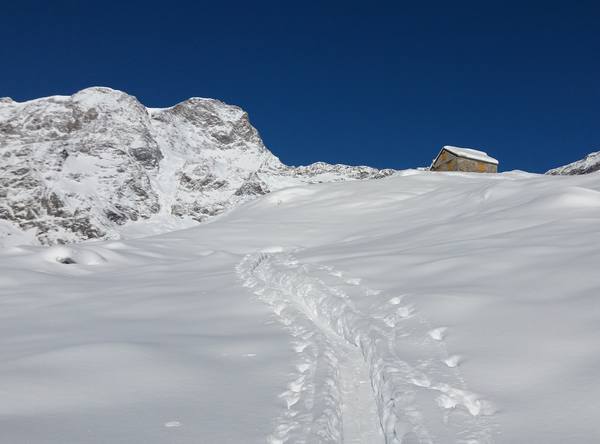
[441,146,498,165]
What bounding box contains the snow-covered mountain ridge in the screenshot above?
[546,150,600,175]
[0,87,394,245]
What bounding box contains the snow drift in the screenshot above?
[1,170,600,443]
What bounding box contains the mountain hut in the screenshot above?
[430,146,498,173]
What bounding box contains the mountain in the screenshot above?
[546,150,600,175]
[0,87,393,245]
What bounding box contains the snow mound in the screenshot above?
[42,245,107,265]
[530,186,600,209]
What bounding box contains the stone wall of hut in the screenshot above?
[431,150,497,173]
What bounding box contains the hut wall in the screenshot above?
[431,150,458,171]
[456,157,498,173]
[431,150,498,173]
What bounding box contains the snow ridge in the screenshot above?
[546,150,600,175]
[238,251,497,444]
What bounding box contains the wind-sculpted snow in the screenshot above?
[0,87,394,246]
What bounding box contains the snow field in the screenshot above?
[239,252,496,443]
[2,170,600,443]
[0,244,293,443]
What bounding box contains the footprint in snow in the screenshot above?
[297,363,311,373]
[443,355,462,368]
[279,389,301,408]
[293,341,310,353]
[396,305,414,318]
[428,327,447,341]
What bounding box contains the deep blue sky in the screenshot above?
[2,1,599,172]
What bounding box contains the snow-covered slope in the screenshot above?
[2,170,600,443]
[546,150,600,175]
[0,87,393,245]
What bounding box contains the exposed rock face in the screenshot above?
[0,88,163,244]
[546,151,600,175]
[0,87,394,245]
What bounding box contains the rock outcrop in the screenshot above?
[546,151,600,175]
[0,87,394,245]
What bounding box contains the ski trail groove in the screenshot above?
[238,252,382,443]
[238,251,497,443]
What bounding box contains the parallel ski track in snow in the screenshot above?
[238,251,497,444]
[238,252,382,444]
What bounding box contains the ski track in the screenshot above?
[237,251,497,443]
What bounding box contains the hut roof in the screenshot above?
[441,146,499,165]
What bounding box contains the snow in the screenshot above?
[1,86,394,245]
[0,220,38,247]
[442,146,499,165]
[546,150,600,175]
[1,170,600,443]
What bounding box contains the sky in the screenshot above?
[1,1,599,172]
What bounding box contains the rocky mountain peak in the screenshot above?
[0,87,395,246]
[153,96,266,152]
